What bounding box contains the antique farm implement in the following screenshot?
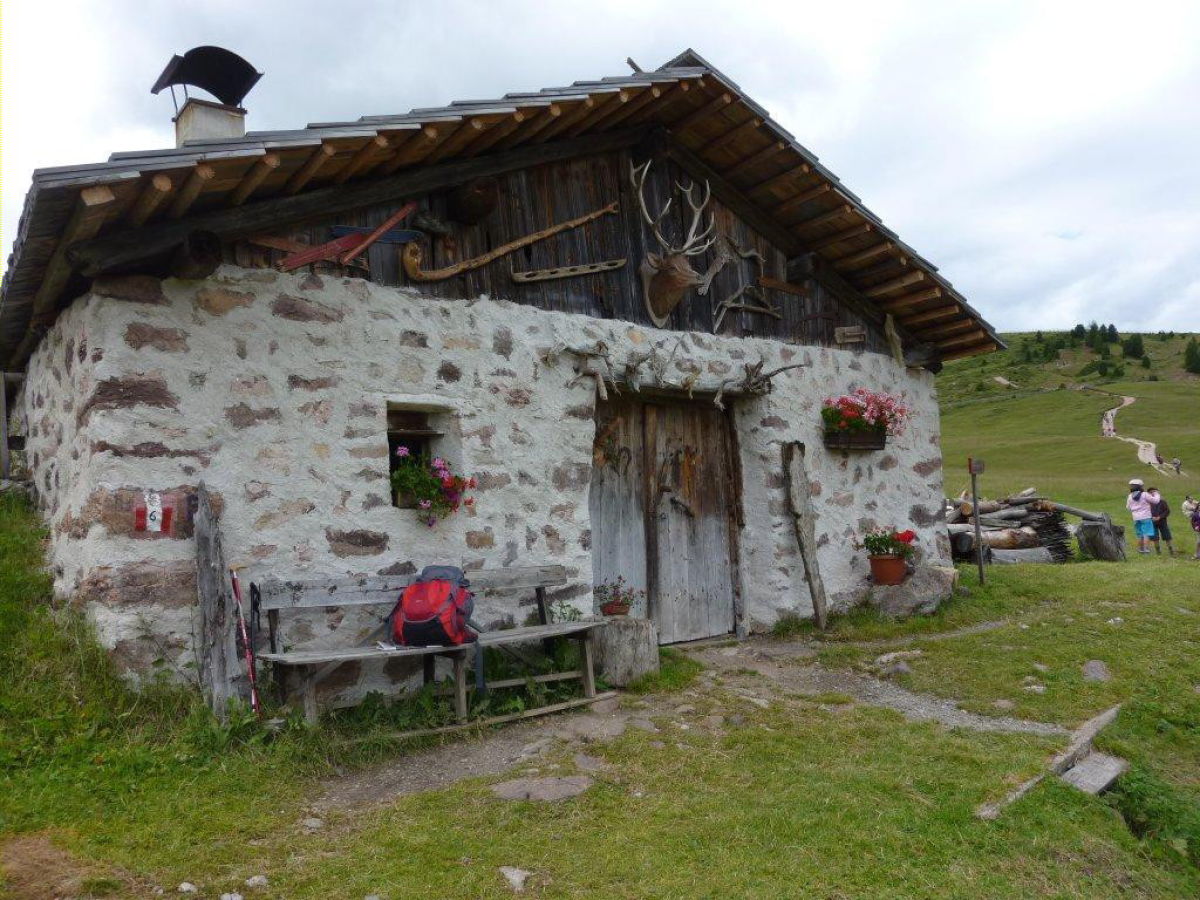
[401,201,618,282]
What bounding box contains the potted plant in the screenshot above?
[390,447,477,527]
[821,388,911,450]
[863,528,917,585]
[594,576,644,616]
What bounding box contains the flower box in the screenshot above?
[823,428,886,451]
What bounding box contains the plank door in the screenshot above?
[589,398,737,643]
[589,397,650,612]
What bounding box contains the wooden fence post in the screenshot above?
[194,482,240,718]
[784,441,829,630]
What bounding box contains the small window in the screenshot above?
[387,408,446,509]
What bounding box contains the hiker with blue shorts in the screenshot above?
[1127,478,1155,554]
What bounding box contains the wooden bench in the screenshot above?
[251,565,603,724]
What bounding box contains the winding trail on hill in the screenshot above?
[1100,395,1178,475]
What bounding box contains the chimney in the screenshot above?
[151,46,263,148]
[174,98,246,147]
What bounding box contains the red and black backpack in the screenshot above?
[391,565,477,646]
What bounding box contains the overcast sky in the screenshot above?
[3,0,1198,332]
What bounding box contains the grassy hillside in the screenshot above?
[939,332,1200,523]
[938,330,1199,409]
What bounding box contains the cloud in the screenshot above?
[3,0,1199,332]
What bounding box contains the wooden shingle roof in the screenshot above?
[0,49,1001,367]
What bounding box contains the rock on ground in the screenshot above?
[491,776,593,801]
[1082,659,1112,682]
[866,565,958,618]
[499,866,533,892]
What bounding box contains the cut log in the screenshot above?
[1076,519,1127,561]
[593,616,659,687]
[960,499,1003,517]
[979,527,1040,550]
[784,441,828,630]
[1039,501,1107,522]
[990,547,1055,564]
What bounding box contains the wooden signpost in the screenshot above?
[968,457,986,584]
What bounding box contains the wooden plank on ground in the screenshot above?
[344,692,619,743]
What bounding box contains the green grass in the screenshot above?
[625,647,703,694]
[811,561,1200,871]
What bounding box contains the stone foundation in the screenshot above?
[16,266,951,688]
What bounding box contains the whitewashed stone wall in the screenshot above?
[20,266,949,688]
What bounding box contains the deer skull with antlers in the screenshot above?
[630,159,715,327]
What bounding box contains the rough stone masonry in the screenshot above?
[12,265,950,690]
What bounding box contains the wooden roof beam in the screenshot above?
[879,286,942,310]
[125,174,173,226]
[11,185,119,361]
[669,91,733,133]
[285,144,337,194]
[941,340,998,361]
[832,241,894,267]
[570,89,634,136]
[376,125,441,176]
[863,270,925,297]
[807,223,872,252]
[461,110,528,156]
[795,204,852,230]
[231,154,281,205]
[697,115,763,157]
[722,139,786,182]
[773,183,832,218]
[168,164,216,218]
[604,80,684,130]
[851,255,911,282]
[915,318,977,339]
[938,328,989,349]
[333,136,390,184]
[425,117,489,164]
[900,304,959,326]
[495,105,562,149]
[745,162,811,195]
[537,96,597,142]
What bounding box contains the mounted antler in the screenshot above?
[630,159,715,327]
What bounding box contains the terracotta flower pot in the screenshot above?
[600,600,631,616]
[869,554,908,586]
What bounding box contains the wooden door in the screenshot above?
[589,397,737,643]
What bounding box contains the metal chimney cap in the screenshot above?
[151,46,262,107]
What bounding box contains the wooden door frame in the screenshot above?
[625,395,744,642]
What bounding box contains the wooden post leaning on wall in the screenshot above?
[783,441,829,630]
[194,482,241,719]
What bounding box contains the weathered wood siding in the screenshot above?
[230,147,891,352]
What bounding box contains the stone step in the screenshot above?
[1059,751,1129,795]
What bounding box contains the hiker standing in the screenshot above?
[1127,478,1156,554]
[1184,495,1200,560]
[1172,456,1182,474]
[1145,486,1175,556]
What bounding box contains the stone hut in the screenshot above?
[0,49,1000,686]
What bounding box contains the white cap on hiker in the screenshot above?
[1129,478,1144,487]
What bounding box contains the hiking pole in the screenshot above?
[229,567,262,716]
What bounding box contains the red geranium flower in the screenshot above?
[896,530,916,543]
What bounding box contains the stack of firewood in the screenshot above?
[945,487,1077,563]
